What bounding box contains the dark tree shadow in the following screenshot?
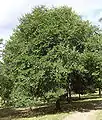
[0,96,102,119]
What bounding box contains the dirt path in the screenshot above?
[63,110,98,120]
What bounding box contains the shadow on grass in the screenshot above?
[0,95,102,119]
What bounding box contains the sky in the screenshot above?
[0,0,102,40]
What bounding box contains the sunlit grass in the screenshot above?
[76,97,102,102]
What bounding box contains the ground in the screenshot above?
[1,93,102,120]
[63,110,97,120]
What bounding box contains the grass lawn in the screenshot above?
[1,92,102,120]
[0,104,70,120]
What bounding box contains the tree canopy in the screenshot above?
[2,6,102,107]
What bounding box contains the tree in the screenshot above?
[0,38,9,105]
[3,6,102,107]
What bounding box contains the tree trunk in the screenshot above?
[99,88,101,97]
[67,92,69,102]
[68,87,72,103]
[56,99,61,111]
[66,88,69,102]
[79,88,81,100]
[79,93,81,100]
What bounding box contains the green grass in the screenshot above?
[76,97,102,102]
[1,92,102,120]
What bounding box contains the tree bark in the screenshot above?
[79,88,81,100]
[68,87,72,103]
[99,88,101,97]
[79,93,81,100]
[56,99,61,111]
[66,88,69,102]
[67,92,69,102]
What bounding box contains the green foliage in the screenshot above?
[2,6,102,107]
